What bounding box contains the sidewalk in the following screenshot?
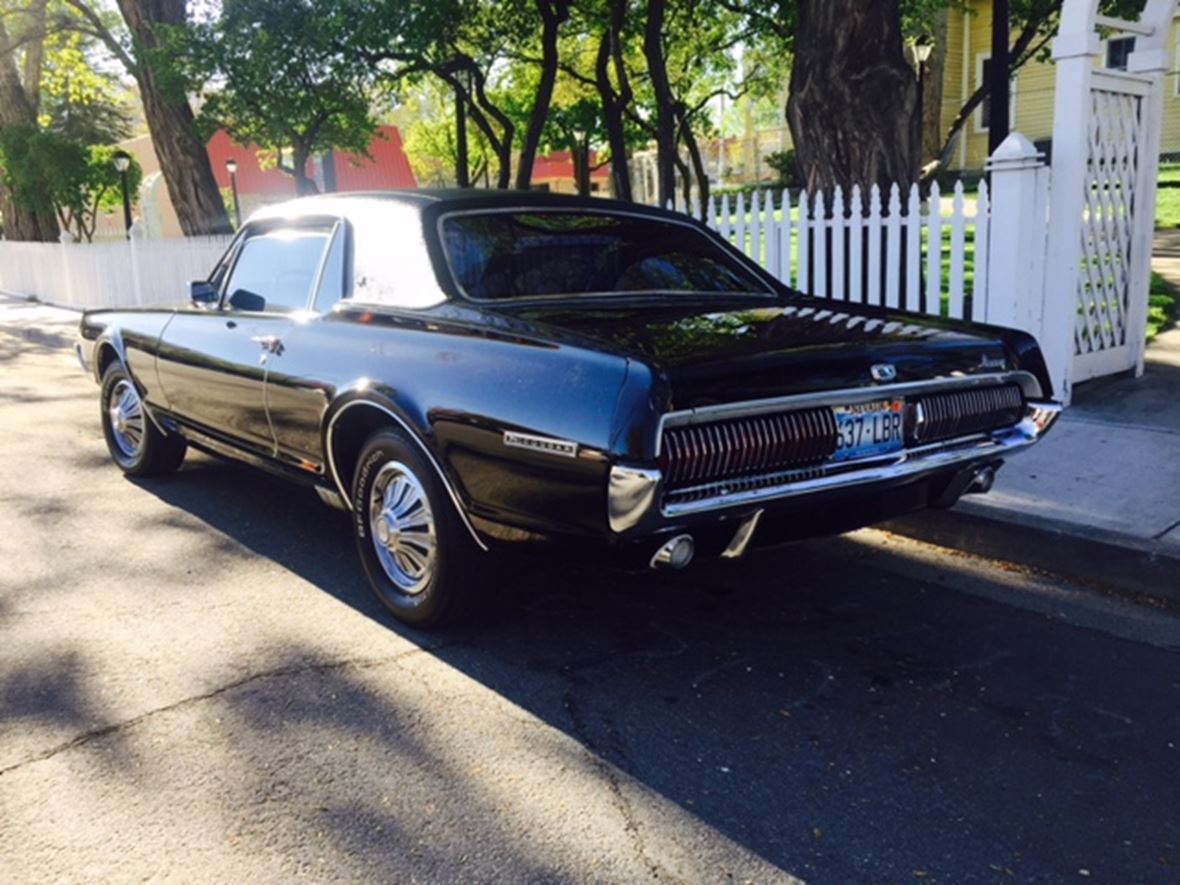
[888,245,1180,606]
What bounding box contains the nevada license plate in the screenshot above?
[833,399,905,462]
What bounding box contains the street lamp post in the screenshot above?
[226,158,242,229]
[572,129,587,195]
[910,38,934,165]
[112,149,133,238]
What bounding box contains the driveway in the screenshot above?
[1,299,1178,883]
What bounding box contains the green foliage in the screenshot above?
[187,0,384,192]
[0,126,139,241]
[38,30,134,144]
[397,81,495,186]
[0,124,85,216]
[764,149,798,188]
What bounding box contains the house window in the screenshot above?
[1106,36,1135,71]
[977,55,1017,132]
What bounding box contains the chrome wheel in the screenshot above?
[108,379,145,461]
[368,461,437,595]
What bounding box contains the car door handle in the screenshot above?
[251,335,284,356]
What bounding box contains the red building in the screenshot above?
[530,150,611,195]
[206,126,418,201]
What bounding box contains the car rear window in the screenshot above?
[441,211,772,301]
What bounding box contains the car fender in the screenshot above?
[321,382,489,552]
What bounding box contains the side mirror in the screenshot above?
[228,289,266,312]
[189,280,219,307]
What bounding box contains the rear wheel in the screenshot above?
[352,430,481,627]
[99,363,186,477]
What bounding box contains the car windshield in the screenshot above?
[441,210,773,301]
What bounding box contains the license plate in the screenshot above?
[833,399,904,461]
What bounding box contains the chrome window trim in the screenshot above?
[434,206,781,303]
[308,219,344,312]
[655,370,1042,456]
[219,218,340,315]
[324,398,489,553]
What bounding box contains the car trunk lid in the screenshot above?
[505,296,1019,410]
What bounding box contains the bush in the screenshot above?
[764,149,798,188]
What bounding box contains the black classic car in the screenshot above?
[78,190,1061,626]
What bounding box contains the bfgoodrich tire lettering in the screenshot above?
[352,430,480,627]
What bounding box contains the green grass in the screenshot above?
[718,207,976,316]
[1147,271,1177,340]
[1156,164,1180,228]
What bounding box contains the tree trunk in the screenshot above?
[515,0,571,190]
[643,0,676,207]
[0,14,57,241]
[21,0,47,111]
[572,142,591,196]
[922,10,949,167]
[595,0,633,201]
[289,145,319,196]
[442,59,514,189]
[678,108,709,219]
[116,0,232,236]
[787,0,919,194]
[454,81,470,188]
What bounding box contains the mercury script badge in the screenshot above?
[503,431,579,458]
[870,363,897,382]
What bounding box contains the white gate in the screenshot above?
[1044,0,1174,401]
[1074,72,1151,381]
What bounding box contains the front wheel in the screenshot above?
[100,363,186,477]
[352,430,481,627]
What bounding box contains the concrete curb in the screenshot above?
[883,501,1180,610]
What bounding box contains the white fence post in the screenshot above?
[1043,1,1101,405]
[129,221,146,306]
[1125,0,1173,374]
[984,133,1051,347]
[58,231,77,308]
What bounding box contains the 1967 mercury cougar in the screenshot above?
[77,190,1061,626]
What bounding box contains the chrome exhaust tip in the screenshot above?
[650,534,695,570]
[966,465,996,495]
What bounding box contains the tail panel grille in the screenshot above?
[910,384,1025,444]
[662,407,837,489]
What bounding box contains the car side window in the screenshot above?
[312,224,348,313]
[222,228,332,313]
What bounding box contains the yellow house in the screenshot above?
[939,1,1180,171]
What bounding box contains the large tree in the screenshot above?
[60,0,231,235]
[364,0,519,188]
[513,0,573,189]
[788,0,919,193]
[0,2,60,241]
[188,0,382,196]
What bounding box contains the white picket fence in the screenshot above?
[0,232,233,310]
[674,180,989,321]
[3,185,988,321]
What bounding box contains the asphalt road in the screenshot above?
[1,299,1178,884]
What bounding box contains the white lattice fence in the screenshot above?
[1042,0,1172,402]
[673,180,989,321]
[1073,73,1150,380]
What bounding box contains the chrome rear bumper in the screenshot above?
[609,401,1062,533]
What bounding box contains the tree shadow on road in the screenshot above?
[127,453,1180,883]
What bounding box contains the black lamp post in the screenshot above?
[910,37,934,163]
[112,149,133,237]
[989,0,1011,155]
[226,157,242,229]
